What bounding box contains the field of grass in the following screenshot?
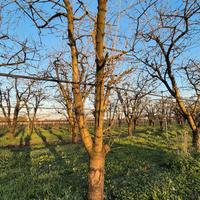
[0,125,200,199]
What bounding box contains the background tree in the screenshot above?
[131,0,200,151]
[0,79,33,136]
[117,74,153,135]
[24,83,46,138]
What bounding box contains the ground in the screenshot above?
[0,125,200,200]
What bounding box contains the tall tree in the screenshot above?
[14,0,135,198]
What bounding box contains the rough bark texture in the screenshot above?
[88,153,105,200]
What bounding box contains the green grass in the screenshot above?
[0,125,71,147]
[0,125,200,199]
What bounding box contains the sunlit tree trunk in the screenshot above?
[175,90,200,151]
[128,121,133,136]
[9,103,20,136]
[88,152,105,200]
[63,0,109,199]
[71,123,78,144]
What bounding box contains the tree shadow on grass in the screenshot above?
[48,128,67,144]
[17,126,27,147]
[34,127,88,199]
[14,126,26,138]
[34,128,67,168]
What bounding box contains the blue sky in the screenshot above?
[0,0,199,119]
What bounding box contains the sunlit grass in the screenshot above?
[0,124,199,199]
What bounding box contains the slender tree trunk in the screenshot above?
[159,120,163,131]
[128,122,133,136]
[7,117,11,129]
[133,119,137,132]
[88,152,105,200]
[192,128,200,151]
[9,103,20,136]
[9,120,18,135]
[28,121,34,136]
[71,123,78,144]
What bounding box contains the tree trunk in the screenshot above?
[128,122,133,136]
[192,128,200,152]
[71,124,78,144]
[9,120,18,136]
[159,120,163,131]
[118,118,122,127]
[88,153,105,200]
[133,119,137,132]
[28,121,34,136]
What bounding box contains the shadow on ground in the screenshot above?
[0,128,199,200]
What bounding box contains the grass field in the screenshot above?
[0,125,200,200]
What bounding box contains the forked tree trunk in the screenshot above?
[192,128,200,151]
[63,1,108,199]
[88,152,105,200]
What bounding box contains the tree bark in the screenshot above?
[128,122,133,136]
[88,152,105,200]
[71,124,78,144]
[192,128,200,151]
[9,120,17,135]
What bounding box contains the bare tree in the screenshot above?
[145,101,156,127]
[131,0,200,151]
[0,79,33,136]
[0,84,13,128]
[104,96,119,135]
[117,75,152,136]
[185,60,200,124]
[24,84,46,138]
[14,0,138,198]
